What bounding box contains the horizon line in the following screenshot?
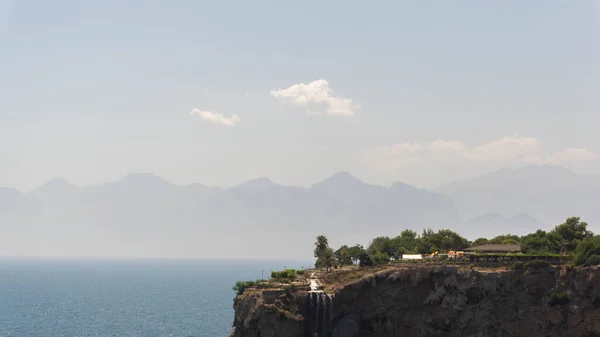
[1,164,580,194]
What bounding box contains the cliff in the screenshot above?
[229,265,600,337]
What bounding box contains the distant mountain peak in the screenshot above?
[29,178,80,197]
[389,181,418,192]
[465,212,506,225]
[475,212,504,220]
[119,173,171,185]
[312,171,364,189]
[34,178,78,191]
[511,213,541,223]
[331,171,354,178]
[235,177,275,190]
[437,164,584,192]
[122,172,162,180]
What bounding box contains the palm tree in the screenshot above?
[319,247,336,272]
[314,235,329,258]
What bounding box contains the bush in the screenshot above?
[524,260,551,270]
[586,254,600,266]
[358,253,374,267]
[512,262,524,270]
[284,283,297,295]
[232,280,258,295]
[548,291,570,306]
[574,236,600,266]
[371,251,391,265]
[271,269,297,280]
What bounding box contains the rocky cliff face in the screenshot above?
[229,265,600,337]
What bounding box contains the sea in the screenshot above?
[0,258,311,337]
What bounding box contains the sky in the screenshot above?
[2,0,600,192]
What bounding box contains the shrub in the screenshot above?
[371,251,391,265]
[359,253,374,267]
[271,269,297,280]
[255,281,277,289]
[232,280,258,295]
[524,260,551,270]
[284,283,297,296]
[512,261,524,270]
[586,254,600,266]
[548,291,570,306]
[574,236,600,266]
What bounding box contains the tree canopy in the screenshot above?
[366,228,470,258]
[334,245,353,266]
[553,217,593,253]
[314,216,595,270]
[471,238,489,247]
[573,235,600,266]
[489,234,521,244]
[520,230,561,254]
[314,235,329,258]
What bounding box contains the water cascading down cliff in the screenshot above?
[308,291,332,337]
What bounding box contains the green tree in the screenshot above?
[367,236,396,257]
[313,235,330,270]
[391,229,419,254]
[358,253,374,267]
[415,228,436,254]
[334,245,353,266]
[552,217,594,253]
[520,230,561,254]
[371,251,390,265]
[348,244,366,265]
[232,280,258,295]
[573,236,600,266]
[471,238,489,246]
[489,234,521,244]
[317,247,336,272]
[431,229,469,251]
[314,235,329,258]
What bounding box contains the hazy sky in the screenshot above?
[2,0,600,192]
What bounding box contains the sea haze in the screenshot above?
[0,258,310,337]
[6,165,600,259]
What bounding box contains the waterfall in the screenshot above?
[307,291,332,337]
[315,293,320,336]
[325,294,332,337]
[310,293,316,337]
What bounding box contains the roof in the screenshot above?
[464,244,521,252]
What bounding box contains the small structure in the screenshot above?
[448,251,465,259]
[464,244,521,253]
[401,254,423,261]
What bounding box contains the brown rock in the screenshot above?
[230,266,600,337]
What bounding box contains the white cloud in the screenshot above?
[464,136,541,161]
[189,108,240,127]
[270,79,360,116]
[365,143,424,174]
[546,148,599,164]
[365,136,599,173]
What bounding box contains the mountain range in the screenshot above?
[1,165,599,258]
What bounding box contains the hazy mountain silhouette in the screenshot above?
[464,212,543,239]
[437,165,600,231]
[3,165,599,258]
[0,172,460,258]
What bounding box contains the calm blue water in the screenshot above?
[0,258,310,337]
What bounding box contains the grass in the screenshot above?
[319,265,394,291]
